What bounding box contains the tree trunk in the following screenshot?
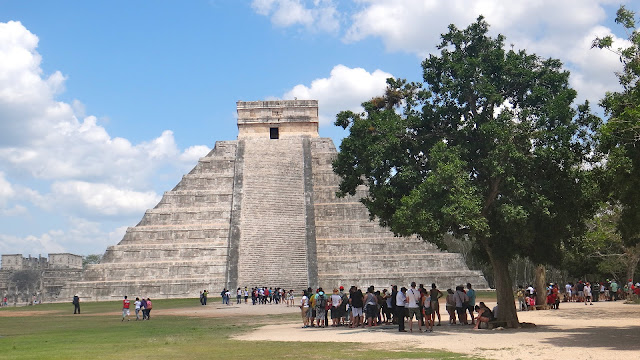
[625,244,640,283]
[535,264,547,307]
[489,254,520,328]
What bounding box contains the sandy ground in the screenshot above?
[0,310,59,317]
[192,300,640,360]
[3,300,638,359]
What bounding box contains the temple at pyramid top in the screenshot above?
[236,100,319,139]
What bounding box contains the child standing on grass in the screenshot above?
[134,297,142,320]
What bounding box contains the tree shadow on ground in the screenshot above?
[534,324,640,351]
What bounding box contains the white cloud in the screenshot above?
[0,218,122,256]
[0,21,211,190]
[0,172,14,204]
[342,0,627,107]
[252,0,339,33]
[283,64,392,125]
[0,231,65,256]
[48,181,160,217]
[564,26,629,104]
[180,145,212,164]
[344,1,612,54]
[0,21,212,255]
[0,205,26,216]
[108,225,129,246]
[254,1,628,108]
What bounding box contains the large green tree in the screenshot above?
[564,203,640,281]
[593,6,640,257]
[333,17,600,327]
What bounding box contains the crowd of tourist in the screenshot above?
[83,277,638,324]
[515,278,640,310]
[120,295,152,321]
[293,282,494,332]
[213,287,297,306]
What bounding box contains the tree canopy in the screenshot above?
[333,16,601,327]
[593,5,640,247]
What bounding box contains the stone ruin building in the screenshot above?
[8,100,487,302]
[0,253,82,305]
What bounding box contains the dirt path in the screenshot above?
[0,310,58,317]
[157,302,301,318]
[229,301,640,360]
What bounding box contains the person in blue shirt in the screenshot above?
[466,283,476,325]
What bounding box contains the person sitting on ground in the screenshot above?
[474,302,494,329]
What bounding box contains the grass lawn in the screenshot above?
[0,299,483,360]
[474,290,497,303]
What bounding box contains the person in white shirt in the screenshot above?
[406,282,423,332]
[134,297,142,321]
[584,283,593,305]
[454,285,470,325]
[300,290,310,328]
[331,288,343,327]
[396,287,407,332]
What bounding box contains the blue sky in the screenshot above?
[0,0,637,258]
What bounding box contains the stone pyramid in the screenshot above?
[59,100,487,301]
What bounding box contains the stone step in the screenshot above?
[101,245,229,263]
[187,159,236,174]
[316,237,439,251]
[155,193,233,208]
[137,209,230,226]
[317,258,469,272]
[314,203,382,219]
[235,138,310,288]
[108,242,228,249]
[315,225,399,237]
[62,277,227,301]
[120,226,230,244]
[172,175,234,191]
[83,263,226,281]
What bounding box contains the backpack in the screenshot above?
[340,293,349,309]
[316,294,327,309]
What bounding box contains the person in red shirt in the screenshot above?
[145,298,152,320]
[122,296,130,321]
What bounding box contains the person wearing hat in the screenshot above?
[338,286,348,326]
[72,294,80,314]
